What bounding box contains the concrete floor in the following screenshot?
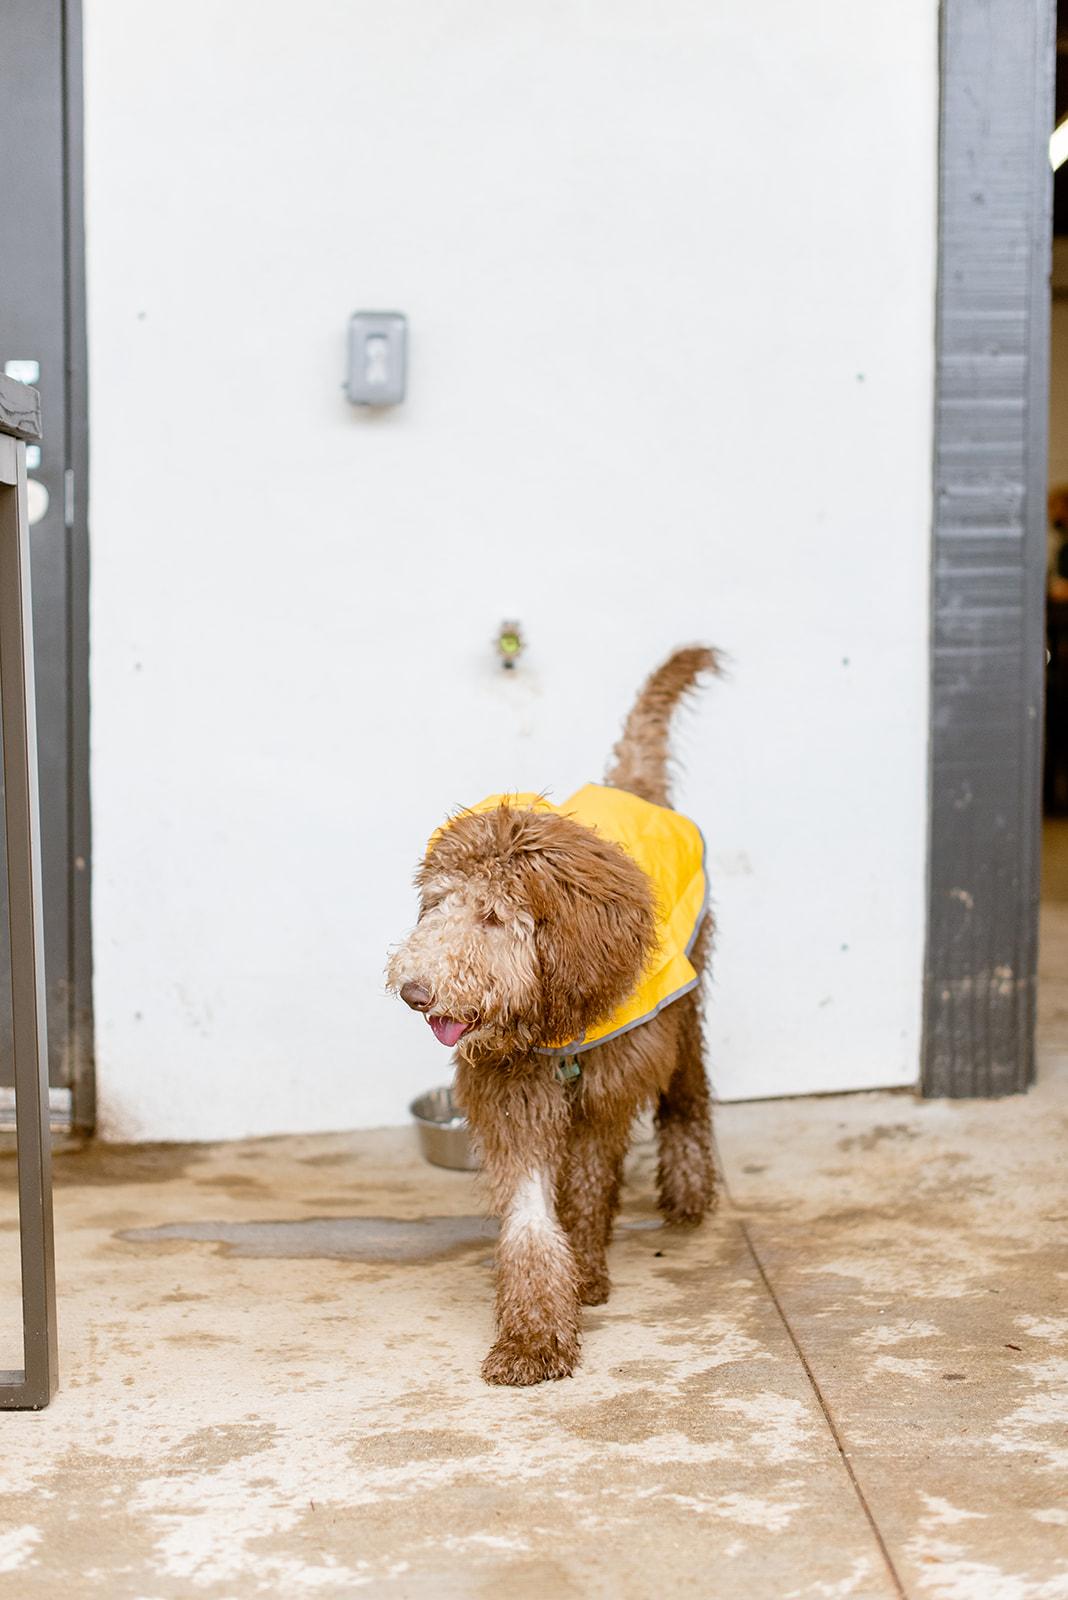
[1,833,1066,1598]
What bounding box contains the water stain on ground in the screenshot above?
[561,1362,804,1453]
[351,1428,493,1467]
[161,1422,278,1472]
[118,1214,499,1262]
[116,1212,664,1264]
[837,1123,920,1153]
[164,1331,241,1347]
[24,1141,209,1188]
[193,1173,267,1192]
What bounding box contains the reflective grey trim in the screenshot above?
[537,972,703,1059]
[538,825,710,1059]
[684,827,709,958]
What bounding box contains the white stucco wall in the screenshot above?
[83,0,938,1140]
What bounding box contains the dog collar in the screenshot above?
[555,1056,582,1085]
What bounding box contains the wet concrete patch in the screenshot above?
[837,1122,921,1153]
[351,1428,493,1467]
[117,1213,663,1264]
[192,1173,268,1192]
[0,1140,211,1190]
[161,1422,278,1472]
[562,1366,814,1457]
[118,1214,499,1262]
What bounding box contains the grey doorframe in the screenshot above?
[62,0,93,1132]
[0,0,93,1134]
[0,376,59,1409]
[923,0,1056,1096]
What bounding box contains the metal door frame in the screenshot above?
[0,0,94,1133]
[923,0,1056,1095]
[62,0,93,1132]
[0,376,58,1409]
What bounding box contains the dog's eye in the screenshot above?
[480,909,504,929]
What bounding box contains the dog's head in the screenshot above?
[386,804,657,1057]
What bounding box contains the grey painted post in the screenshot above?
[924,0,1056,1095]
[0,373,58,1408]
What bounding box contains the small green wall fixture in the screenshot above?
[496,620,524,671]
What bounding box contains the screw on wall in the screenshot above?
[496,621,524,670]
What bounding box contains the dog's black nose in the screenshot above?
[401,981,432,1012]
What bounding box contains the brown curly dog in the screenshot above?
[387,647,721,1385]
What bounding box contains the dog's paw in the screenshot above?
[577,1266,611,1306]
[657,1169,719,1227]
[481,1334,578,1387]
[659,1187,718,1227]
[656,1131,718,1226]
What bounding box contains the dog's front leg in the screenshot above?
[482,1161,581,1386]
[458,1067,580,1386]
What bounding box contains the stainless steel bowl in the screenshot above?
[409,1085,480,1171]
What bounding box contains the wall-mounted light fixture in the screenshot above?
[346,312,407,406]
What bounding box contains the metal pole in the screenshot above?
[0,391,57,1409]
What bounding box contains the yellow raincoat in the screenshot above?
[434,784,707,1057]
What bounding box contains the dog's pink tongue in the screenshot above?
[428,1016,470,1047]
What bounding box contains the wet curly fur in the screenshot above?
[386,647,721,1385]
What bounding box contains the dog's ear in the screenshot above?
[526,818,657,1047]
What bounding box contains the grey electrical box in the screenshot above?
[346,311,407,406]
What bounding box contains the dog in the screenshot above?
[386,647,720,1385]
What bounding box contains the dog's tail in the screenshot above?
[605,646,722,807]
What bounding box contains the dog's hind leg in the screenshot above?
[655,958,717,1226]
[557,1111,632,1306]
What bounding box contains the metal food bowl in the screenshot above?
[410,1085,480,1171]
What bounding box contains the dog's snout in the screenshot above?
[400,981,432,1012]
